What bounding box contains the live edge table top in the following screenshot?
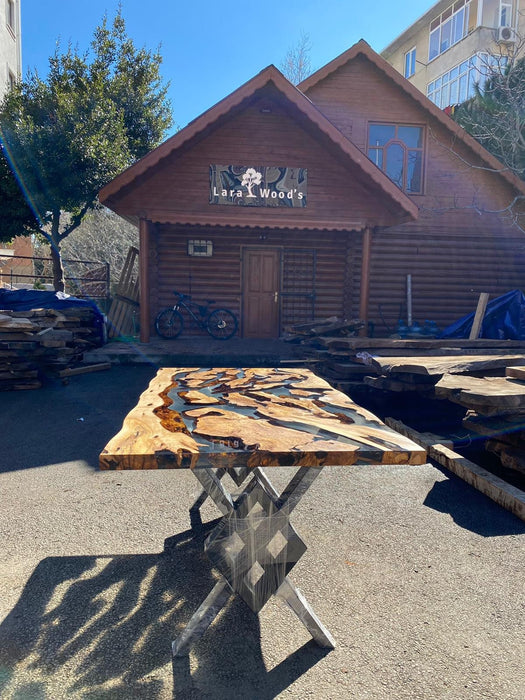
[99,368,426,471]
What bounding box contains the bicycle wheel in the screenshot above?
[206,308,238,340]
[155,309,184,339]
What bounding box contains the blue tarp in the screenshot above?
[440,289,525,340]
[0,289,106,343]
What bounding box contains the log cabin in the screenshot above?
[99,40,525,342]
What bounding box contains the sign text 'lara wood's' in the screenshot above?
[210,165,307,207]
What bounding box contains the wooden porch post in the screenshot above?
[359,226,372,335]
[139,218,150,343]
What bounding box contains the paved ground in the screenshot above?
[0,365,524,699]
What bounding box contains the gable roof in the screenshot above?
[99,64,418,222]
[299,39,525,198]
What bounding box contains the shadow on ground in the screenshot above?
[0,520,327,699]
[424,470,525,537]
[0,366,157,473]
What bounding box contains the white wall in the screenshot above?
[0,0,22,101]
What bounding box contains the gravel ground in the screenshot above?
[0,366,524,700]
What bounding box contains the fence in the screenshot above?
[0,252,110,304]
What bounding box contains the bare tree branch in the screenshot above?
[281,32,313,85]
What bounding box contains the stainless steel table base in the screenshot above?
[172,465,335,657]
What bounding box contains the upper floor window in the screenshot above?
[368,124,424,194]
[7,0,15,32]
[429,0,473,61]
[500,2,512,26]
[404,47,416,78]
[427,53,508,109]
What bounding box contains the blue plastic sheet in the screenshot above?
[440,289,525,340]
[0,289,106,343]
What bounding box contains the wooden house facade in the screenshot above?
[100,41,525,342]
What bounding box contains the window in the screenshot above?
[429,0,472,61]
[6,0,15,32]
[404,47,416,78]
[368,124,424,194]
[427,53,508,108]
[500,2,512,26]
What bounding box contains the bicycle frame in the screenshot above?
[174,295,210,330]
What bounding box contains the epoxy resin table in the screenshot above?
[100,367,426,656]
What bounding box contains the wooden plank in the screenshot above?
[315,337,525,351]
[435,374,525,413]
[358,354,525,377]
[469,292,490,340]
[363,375,435,394]
[506,366,525,381]
[486,440,525,475]
[463,413,525,442]
[57,362,112,378]
[385,417,525,522]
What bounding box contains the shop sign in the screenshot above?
[210,165,307,207]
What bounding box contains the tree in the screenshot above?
[0,145,40,242]
[0,8,172,290]
[281,32,312,85]
[60,205,138,289]
[453,50,525,181]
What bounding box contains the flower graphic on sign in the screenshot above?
[241,168,262,198]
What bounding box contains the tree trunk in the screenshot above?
[50,212,65,292]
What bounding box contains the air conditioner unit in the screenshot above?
[497,25,517,43]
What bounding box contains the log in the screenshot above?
[385,417,525,522]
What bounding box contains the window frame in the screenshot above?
[427,52,508,108]
[404,47,417,78]
[367,123,426,195]
[6,0,15,33]
[500,2,513,27]
[428,0,471,62]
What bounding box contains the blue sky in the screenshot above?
[22,0,427,133]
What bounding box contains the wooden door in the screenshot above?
[242,248,281,338]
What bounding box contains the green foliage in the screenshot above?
[0,146,40,242]
[453,56,525,179]
[0,7,172,287]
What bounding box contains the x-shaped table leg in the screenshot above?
[172,465,335,657]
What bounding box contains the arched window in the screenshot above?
[368,124,424,194]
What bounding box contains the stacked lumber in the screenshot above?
[0,307,102,390]
[283,316,364,342]
[298,337,525,390]
[361,353,525,396]
[435,368,525,478]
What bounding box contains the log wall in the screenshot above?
[306,55,525,333]
[149,225,354,337]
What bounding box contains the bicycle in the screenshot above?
[155,291,238,340]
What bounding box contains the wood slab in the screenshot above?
[100,367,426,471]
[357,354,525,377]
[316,337,525,351]
[506,366,525,381]
[435,375,525,414]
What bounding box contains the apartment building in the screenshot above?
[382,0,523,109]
[0,0,21,100]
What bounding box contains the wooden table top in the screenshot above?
[99,367,426,470]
